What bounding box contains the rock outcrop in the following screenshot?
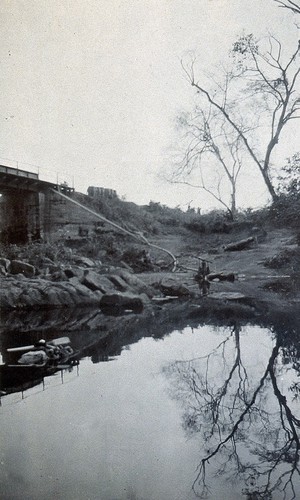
[0,257,155,310]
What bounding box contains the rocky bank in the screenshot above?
[0,256,157,310]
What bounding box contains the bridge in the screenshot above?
[0,164,129,246]
[0,164,74,244]
[0,164,76,193]
[0,164,177,268]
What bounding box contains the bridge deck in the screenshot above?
[0,165,57,193]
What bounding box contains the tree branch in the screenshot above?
[274,0,300,14]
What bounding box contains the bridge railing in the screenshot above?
[0,164,39,180]
[0,157,75,189]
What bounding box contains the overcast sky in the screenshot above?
[0,0,299,210]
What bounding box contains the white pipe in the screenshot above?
[51,189,177,271]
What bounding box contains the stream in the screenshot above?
[0,308,300,500]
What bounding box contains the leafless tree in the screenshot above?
[171,107,243,219]
[182,34,300,204]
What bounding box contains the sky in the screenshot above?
[0,0,299,211]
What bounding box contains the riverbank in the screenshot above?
[139,226,300,311]
[0,227,299,323]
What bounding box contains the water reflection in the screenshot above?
[164,323,300,499]
[0,304,194,400]
[1,305,300,499]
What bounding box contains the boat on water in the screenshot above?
[0,337,80,399]
[5,336,77,369]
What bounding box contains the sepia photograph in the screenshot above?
[1,1,300,499]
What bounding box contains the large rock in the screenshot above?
[68,277,103,301]
[50,269,67,281]
[107,274,131,292]
[0,279,21,308]
[64,267,85,280]
[10,260,35,278]
[115,270,154,297]
[72,256,95,267]
[0,275,104,309]
[0,264,7,276]
[99,292,144,313]
[0,267,153,310]
[17,287,44,307]
[160,278,192,297]
[81,271,115,293]
[0,258,11,272]
[39,264,61,276]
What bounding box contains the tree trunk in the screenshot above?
[230,181,237,220]
[261,170,278,202]
[223,237,255,251]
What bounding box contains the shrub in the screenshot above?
[187,210,232,234]
[0,242,73,266]
[121,246,155,272]
[268,194,300,227]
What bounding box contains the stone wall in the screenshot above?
[42,190,104,242]
[0,189,41,243]
[0,187,111,244]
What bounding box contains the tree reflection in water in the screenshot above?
[163,323,300,499]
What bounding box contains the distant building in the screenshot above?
[87,186,117,200]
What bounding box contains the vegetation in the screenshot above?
[0,190,297,273]
[267,153,300,226]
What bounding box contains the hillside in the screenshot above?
[1,191,300,313]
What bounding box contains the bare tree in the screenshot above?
[182,34,300,203]
[171,107,243,219]
[274,0,300,14]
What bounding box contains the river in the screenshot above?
[0,309,300,500]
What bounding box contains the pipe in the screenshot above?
[51,189,177,271]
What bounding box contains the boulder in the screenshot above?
[107,275,130,292]
[69,277,102,297]
[99,292,144,313]
[0,267,154,310]
[39,264,61,275]
[64,267,85,280]
[81,271,115,293]
[160,278,192,297]
[50,269,67,281]
[116,270,154,297]
[0,264,7,276]
[17,287,44,306]
[73,256,94,267]
[0,258,11,272]
[10,260,35,278]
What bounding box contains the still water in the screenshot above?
[0,322,300,500]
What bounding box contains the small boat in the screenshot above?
[0,338,80,399]
[6,337,76,368]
